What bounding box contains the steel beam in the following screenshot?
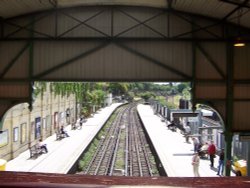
[59,10,108,37]
[116,8,167,38]
[224,41,234,177]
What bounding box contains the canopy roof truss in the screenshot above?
[0,3,249,134]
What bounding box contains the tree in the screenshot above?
[108,83,129,96]
[182,88,191,100]
[140,92,154,102]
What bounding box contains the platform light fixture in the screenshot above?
[234,37,246,47]
[234,8,246,47]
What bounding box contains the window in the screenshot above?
[20,123,27,144]
[35,117,41,139]
[0,130,8,147]
[13,127,19,142]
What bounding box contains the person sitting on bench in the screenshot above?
[167,121,176,131]
[60,125,70,137]
[38,139,48,153]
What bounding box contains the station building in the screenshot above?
[0,83,76,161]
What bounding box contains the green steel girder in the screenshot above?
[191,18,197,111]
[59,9,109,38]
[0,6,249,42]
[224,41,234,177]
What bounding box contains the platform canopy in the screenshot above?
[0,0,250,133]
[0,0,250,29]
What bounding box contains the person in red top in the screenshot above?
[207,140,216,167]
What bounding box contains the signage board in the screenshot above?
[239,135,250,142]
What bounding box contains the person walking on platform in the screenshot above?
[208,140,216,167]
[191,152,200,177]
[217,148,224,176]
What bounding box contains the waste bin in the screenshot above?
[0,159,7,171]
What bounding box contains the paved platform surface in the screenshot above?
[6,103,123,173]
[137,104,225,177]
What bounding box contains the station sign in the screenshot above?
[239,134,250,142]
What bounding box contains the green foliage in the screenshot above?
[92,90,106,107]
[155,96,167,106]
[155,95,179,109]
[33,82,47,98]
[177,83,187,93]
[182,87,191,100]
[166,101,178,109]
[107,83,129,96]
[126,92,135,102]
[140,92,155,101]
[34,81,191,115]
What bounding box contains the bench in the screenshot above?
[56,130,70,140]
[56,131,66,140]
[71,122,79,130]
[79,118,87,128]
[29,144,43,158]
[71,124,82,130]
[72,120,86,130]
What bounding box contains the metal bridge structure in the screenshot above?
[0,0,250,177]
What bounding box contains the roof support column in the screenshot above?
[224,42,234,176]
[28,17,35,147]
[28,17,34,111]
[191,43,196,111]
[0,17,3,38]
[191,18,197,112]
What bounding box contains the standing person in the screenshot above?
[207,140,216,167]
[191,152,200,177]
[192,137,199,153]
[79,115,84,129]
[217,149,224,176]
[185,124,191,143]
[38,139,48,153]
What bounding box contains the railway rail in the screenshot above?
[80,103,159,177]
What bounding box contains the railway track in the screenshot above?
[79,103,159,177]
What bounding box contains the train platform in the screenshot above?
[6,103,123,174]
[2,103,249,188]
[6,102,228,177]
[137,104,223,177]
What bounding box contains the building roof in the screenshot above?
[0,0,250,29]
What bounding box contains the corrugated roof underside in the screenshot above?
[0,0,250,28]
